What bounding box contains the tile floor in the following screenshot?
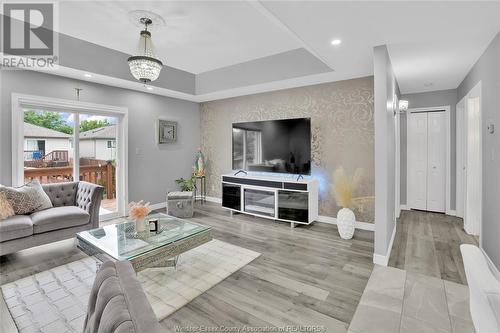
[348,265,475,333]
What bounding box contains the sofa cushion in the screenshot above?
[42,182,78,207]
[0,192,15,220]
[31,206,90,234]
[0,215,33,242]
[0,180,53,215]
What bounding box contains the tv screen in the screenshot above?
[232,118,311,175]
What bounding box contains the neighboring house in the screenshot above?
[79,125,117,161]
[23,122,72,161]
[23,122,116,162]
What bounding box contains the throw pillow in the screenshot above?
[0,192,15,220]
[0,180,53,215]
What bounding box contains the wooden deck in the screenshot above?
[100,198,116,214]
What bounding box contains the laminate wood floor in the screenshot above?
[388,209,478,285]
[0,202,375,332]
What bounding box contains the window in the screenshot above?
[25,139,45,161]
[26,139,39,151]
[13,95,128,220]
[232,128,262,170]
[107,140,116,148]
[245,130,262,167]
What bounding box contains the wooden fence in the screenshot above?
[24,163,115,199]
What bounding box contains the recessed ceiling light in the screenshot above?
[84,73,92,78]
[331,39,342,46]
[146,86,153,90]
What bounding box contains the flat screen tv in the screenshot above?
[232,118,311,175]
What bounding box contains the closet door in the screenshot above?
[408,112,428,210]
[426,112,446,212]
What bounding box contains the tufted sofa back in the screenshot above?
[42,181,103,229]
[42,182,78,207]
[76,182,100,210]
[83,261,161,333]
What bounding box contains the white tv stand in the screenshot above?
[221,173,319,227]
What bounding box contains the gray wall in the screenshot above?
[399,89,458,209]
[374,45,400,258]
[0,70,200,206]
[457,32,500,268]
[196,48,332,95]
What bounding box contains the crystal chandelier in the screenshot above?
[127,18,163,83]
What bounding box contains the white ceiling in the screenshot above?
[260,1,500,94]
[56,1,500,94]
[58,1,301,74]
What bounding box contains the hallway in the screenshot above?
[388,210,478,285]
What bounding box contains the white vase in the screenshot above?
[337,207,355,239]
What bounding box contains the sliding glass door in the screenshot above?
[78,114,118,216]
[22,109,123,219]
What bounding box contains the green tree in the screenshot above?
[80,119,110,132]
[24,111,73,134]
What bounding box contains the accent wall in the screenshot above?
[200,76,375,223]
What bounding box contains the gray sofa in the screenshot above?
[0,181,103,256]
[84,260,161,333]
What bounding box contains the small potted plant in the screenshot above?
[175,175,196,192]
[332,167,363,240]
[128,200,151,232]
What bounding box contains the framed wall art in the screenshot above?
[158,119,177,144]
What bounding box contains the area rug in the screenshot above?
[1,239,261,333]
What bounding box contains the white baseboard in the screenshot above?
[149,202,166,211]
[205,196,222,204]
[400,204,408,211]
[316,215,374,231]
[373,222,397,266]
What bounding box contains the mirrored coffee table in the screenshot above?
[76,213,212,272]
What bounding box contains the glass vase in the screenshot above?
[135,217,146,232]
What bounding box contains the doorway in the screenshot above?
[456,82,482,238]
[407,106,451,213]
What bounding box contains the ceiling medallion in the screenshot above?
[127,17,163,83]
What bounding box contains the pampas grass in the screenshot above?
[332,167,363,209]
[128,200,151,220]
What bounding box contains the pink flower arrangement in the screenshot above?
[128,200,151,221]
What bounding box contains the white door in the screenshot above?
[427,112,447,212]
[465,83,482,236]
[408,111,447,212]
[408,112,429,210]
[456,97,466,218]
[395,97,401,218]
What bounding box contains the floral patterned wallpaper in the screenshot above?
[200,76,375,222]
